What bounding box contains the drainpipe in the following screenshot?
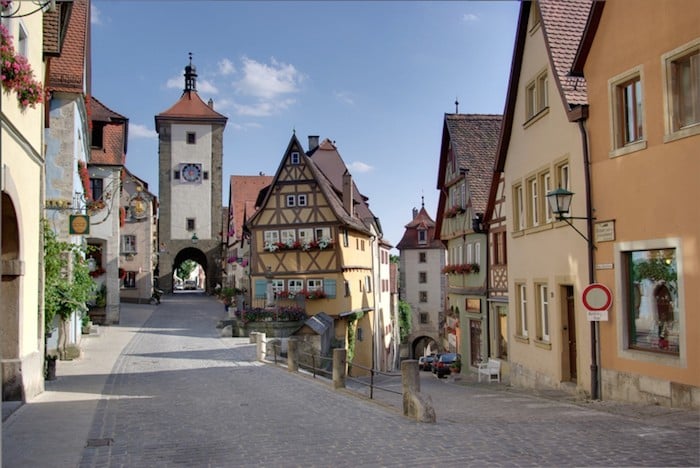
[578,117,600,401]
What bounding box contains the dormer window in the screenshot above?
[291,152,300,165]
[418,229,427,245]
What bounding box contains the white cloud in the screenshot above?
[91,5,103,25]
[462,13,479,22]
[232,98,297,117]
[233,57,304,99]
[230,122,263,131]
[129,124,157,139]
[334,90,355,106]
[348,161,373,173]
[218,58,235,76]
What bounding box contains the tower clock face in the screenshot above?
[181,163,202,182]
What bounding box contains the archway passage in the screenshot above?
[172,247,208,293]
[2,192,22,400]
[412,335,439,359]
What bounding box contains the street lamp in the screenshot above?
[191,233,199,244]
[546,187,600,400]
[546,188,594,243]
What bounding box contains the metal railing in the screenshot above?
[345,362,402,400]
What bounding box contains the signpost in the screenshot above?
[582,283,612,321]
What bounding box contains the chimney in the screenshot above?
[208,98,214,109]
[308,135,319,152]
[412,207,418,219]
[343,171,353,216]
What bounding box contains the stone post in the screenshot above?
[256,332,266,361]
[249,331,258,344]
[402,359,420,394]
[402,359,436,423]
[332,348,347,389]
[287,338,298,372]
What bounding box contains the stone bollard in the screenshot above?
[287,338,298,372]
[332,348,347,389]
[402,359,436,423]
[249,331,258,344]
[256,332,266,361]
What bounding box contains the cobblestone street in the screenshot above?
[3,294,699,467]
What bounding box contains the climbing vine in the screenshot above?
[346,311,365,363]
[398,300,412,343]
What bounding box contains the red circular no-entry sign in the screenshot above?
[582,283,613,311]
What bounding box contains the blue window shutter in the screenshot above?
[254,279,267,299]
[323,279,336,298]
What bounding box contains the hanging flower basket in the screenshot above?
[442,263,480,275]
[445,205,465,218]
[0,24,43,109]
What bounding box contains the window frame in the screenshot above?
[528,176,539,227]
[662,38,700,141]
[537,283,550,342]
[297,194,307,206]
[290,152,300,165]
[525,70,549,121]
[280,229,296,244]
[123,271,137,289]
[186,218,196,231]
[419,252,427,263]
[307,279,323,292]
[286,195,296,207]
[516,283,528,338]
[121,234,137,254]
[609,66,647,157]
[418,291,428,303]
[186,132,196,144]
[514,183,525,231]
[264,230,280,244]
[418,271,427,284]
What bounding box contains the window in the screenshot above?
[174,170,180,180]
[342,228,349,247]
[264,230,279,244]
[298,229,312,243]
[526,71,548,120]
[420,313,429,324]
[90,178,103,201]
[556,163,570,191]
[298,194,307,206]
[419,252,426,263]
[121,235,136,254]
[624,247,679,355]
[528,177,539,227]
[91,123,104,148]
[419,291,428,303]
[314,227,331,240]
[203,171,209,180]
[186,218,195,231]
[466,243,474,264]
[516,283,528,338]
[280,229,295,244]
[494,231,507,265]
[466,298,480,313]
[360,239,365,251]
[537,284,550,342]
[542,172,553,223]
[290,152,300,164]
[286,195,296,207]
[365,275,372,293]
[663,39,700,139]
[475,242,481,266]
[344,280,350,297]
[610,68,646,154]
[418,229,427,245]
[288,279,303,294]
[419,272,427,284]
[529,1,540,31]
[124,271,137,289]
[271,279,285,294]
[514,184,524,231]
[186,132,196,144]
[307,279,323,292]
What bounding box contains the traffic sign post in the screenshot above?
[582,283,612,321]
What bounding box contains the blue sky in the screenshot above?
[91,1,519,252]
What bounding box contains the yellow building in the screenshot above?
[247,135,382,374]
[573,0,700,408]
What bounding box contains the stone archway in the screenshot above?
[1,192,22,401]
[172,247,209,292]
[411,335,439,359]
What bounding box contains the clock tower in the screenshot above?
[155,54,228,292]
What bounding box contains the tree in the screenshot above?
[177,259,197,279]
[398,300,412,343]
[43,219,95,358]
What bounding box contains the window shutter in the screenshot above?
[254,279,267,299]
[323,279,336,298]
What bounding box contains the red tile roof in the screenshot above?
[539,0,593,107]
[47,0,89,94]
[155,91,227,131]
[227,175,273,243]
[396,206,444,250]
[90,96,127,166]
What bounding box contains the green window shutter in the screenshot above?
[254,279,267,299]
[323,279,336,298]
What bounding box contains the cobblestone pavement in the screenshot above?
[4,293,699,467]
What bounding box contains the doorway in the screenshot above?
[561,285,577,381]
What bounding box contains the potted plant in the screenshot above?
[450,359,462,374]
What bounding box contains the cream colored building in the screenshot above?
[1,1,48,401]
[496,1,594,396]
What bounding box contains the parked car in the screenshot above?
[184,280,197,290]
[434,353,461,378]
[418,355,435,371]
[430,353,443,375]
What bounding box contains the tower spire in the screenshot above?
[455,98,459,114]
[184,52,197,92]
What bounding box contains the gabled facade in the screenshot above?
[495,0,593,395]
[397,202,445,359]
[86,96,127,324]
[1,0,53,402]
[435,113,501,368]
[223,174,273,294]
[119,168,157,304]
[246,135,380,374]
[573,0,700,408]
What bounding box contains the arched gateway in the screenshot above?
[155,54,228,293]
